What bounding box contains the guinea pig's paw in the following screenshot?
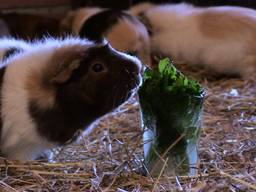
[37,149,59,163]
[0,135,54,162]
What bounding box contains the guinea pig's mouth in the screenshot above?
[106,75,141,110]
[125,73,142,91]
[124,74,142,99]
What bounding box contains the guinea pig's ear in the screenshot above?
[50,45,85,84]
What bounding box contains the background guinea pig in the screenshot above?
[61,8,151,67]
[0,38,30,62]
[129,3,256,78]
[0,37,142,161]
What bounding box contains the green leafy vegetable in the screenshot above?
[139,58,205,176]
[142,58,203,96]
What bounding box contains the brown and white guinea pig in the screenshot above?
[130,3,256,78]
[0,38,30,62]
[0,37,142,161]
[61,8,151,67]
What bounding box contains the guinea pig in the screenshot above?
[0,38,30,61]
[0,37,142,161]
[61,8,151,67]
[129,3,256,78]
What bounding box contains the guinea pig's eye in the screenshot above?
[91,62,106,73]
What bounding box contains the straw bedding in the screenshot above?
[0,63,255,191]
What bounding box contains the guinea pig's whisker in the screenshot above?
[111,85,120,109]
[124,92,130,102]
[120,86,129,104]
[110,86,117,109]
[123,89,128,101]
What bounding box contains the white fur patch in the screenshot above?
[0,38,30,62]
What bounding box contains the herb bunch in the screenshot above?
[142,58,203,96]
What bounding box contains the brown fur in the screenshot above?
[198,9,256,40]
[107,19,139,52]
[72,10,90,34]
[60,11,75,33]
[67,8,101,35]
[61,8,151,66]
[26,45,87,109]
[107,18,151,65]
[49,45,86,83]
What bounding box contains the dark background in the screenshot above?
[1,0,256,10]
[72,0,256,9]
